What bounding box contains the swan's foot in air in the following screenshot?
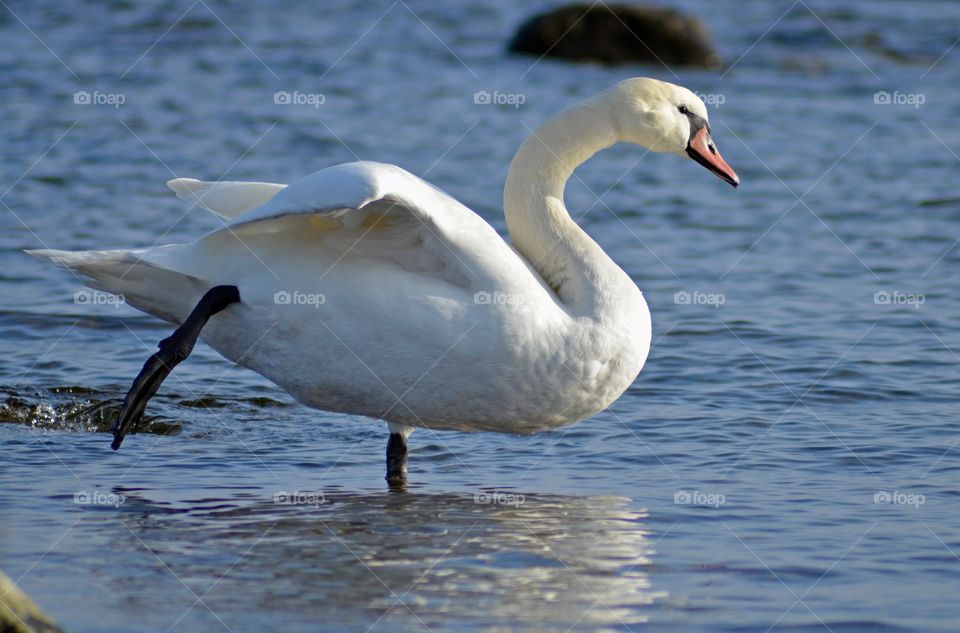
[111,285,241,450]
[386,423,413,484]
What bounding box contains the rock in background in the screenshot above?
[509,3,722,69]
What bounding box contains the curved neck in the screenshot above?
[503,98,630,315]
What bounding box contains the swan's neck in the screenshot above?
[504,97,634,316]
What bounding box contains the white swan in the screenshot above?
[29,77,738,481]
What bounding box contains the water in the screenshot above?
[1,0,958,631]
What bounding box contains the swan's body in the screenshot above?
[60,161,647,434]
[29,78,738,477]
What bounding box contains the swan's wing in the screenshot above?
[168,178,287,219]
[210,161,513,289]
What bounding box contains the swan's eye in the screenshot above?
[678,105,689,115]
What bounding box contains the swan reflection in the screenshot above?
[108,489,665,631]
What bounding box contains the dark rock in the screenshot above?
[509,3,722,69]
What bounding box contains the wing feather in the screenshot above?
[209,162,512,289]
[167,178,287,219]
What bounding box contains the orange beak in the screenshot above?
[686,127,739,188]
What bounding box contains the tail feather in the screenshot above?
[26,248,207,324]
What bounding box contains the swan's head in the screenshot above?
[603,78,739,187]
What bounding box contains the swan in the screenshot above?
[28,77,738,482]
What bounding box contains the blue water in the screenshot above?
[1,1,959,631]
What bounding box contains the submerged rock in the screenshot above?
[0,570,66,633]
[509,3,722,69]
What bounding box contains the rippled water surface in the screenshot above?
[2,1,959,631]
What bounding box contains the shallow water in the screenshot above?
[1,0,959,631]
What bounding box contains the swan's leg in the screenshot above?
[386,423,414,482]
[386,433,408,482]
[111,285,241,450]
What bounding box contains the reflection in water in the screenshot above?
[105,489,663,632]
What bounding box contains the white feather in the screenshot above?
[167,178,286,219]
